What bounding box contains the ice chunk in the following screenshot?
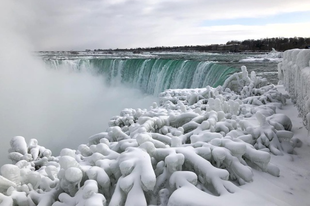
[0,164,20,186]
[9,136,28,155]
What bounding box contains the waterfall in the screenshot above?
[45,58,238,95]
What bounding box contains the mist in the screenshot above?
[0,52,157,165]
[0,1,156,166]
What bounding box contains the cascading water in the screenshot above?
[44,58,238,95]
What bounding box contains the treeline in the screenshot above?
[226,37,310,51]
[93,37,310,53]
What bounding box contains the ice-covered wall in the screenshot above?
[278,49,310,126]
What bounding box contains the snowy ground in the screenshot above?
[241,86,310,206]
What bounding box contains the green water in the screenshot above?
[45,58,238,95]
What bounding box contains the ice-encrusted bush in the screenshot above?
[0,66,299,206]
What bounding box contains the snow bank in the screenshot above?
[0,66,300,206]
[278,49,310,128]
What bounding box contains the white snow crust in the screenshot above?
[1,62,310,206]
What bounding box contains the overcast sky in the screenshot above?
[1,0,310,51]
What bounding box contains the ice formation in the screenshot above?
[278,49,310,130]
[0,66,300,206]
[239,48,283,63]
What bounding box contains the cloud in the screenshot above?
[1,0,310,50]
[163,22,310,46]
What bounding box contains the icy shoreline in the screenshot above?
[0,63,309,206]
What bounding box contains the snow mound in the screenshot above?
[0,66,299,206]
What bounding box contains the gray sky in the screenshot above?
[1,0,310,50]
